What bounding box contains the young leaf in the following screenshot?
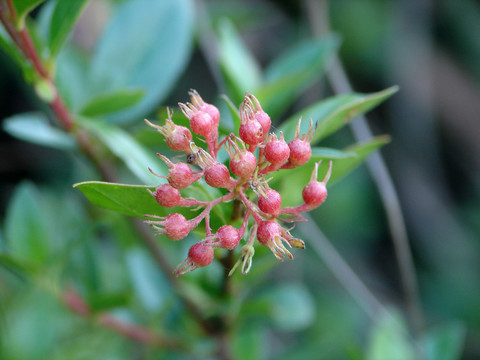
[217,19,262,103]
[257,35,340,117]
[125,247,171,312]
[366,309,415,360]
[280,86,399,144]
[48,0,89,56]
[88,0,194,123]
[79,89,145,117]
[4,182,50,264]
[275,136,389,206]
[73,181,161,219]
[2,112,75,150]
[12,0,45,29]
[79,118,161,184]
[220,94,241,131]
[327,135,391,184]
[423,321,466,360]
[311,147,356,160]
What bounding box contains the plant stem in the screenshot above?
[61,288,185,349]
[306,0,424,335]
[0,0,218,339]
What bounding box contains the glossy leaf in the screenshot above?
[276,136,389,206]
[3,112,75,150]
[88,0,194,123]
[73,181,161,219]
[12,0,45,28]
[423,321,466,360]
[48,0,89,56]
[217,19,262,103]
[280,86,399,144]
[4,182,50,264]
[79,119,160,184]
[265,283,315,331]
[80,89,145,117]
[0,26,25,66]
[126,247,170,312]
[257,35,340,117]
[311,147,356,160]
[220,94,241,131]
[327,135,391,184]
[366,310,415,360]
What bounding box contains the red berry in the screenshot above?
[239,119,263,146]
[204,163,233,188]
[230,150,257,179]
[204,104,220,126]
[188,243,214,267]
[154,184,181,207]
[302,182,327,207]
[246,92,271,139]
[264,132,290,165]
[190,111,214,137]
[145,117,192,152]
[288,138,312,167]
[302,160,332,208]
[256,220,281,246]
[163,213,191,240]
[168,162,195,189]
[258,189,282,217]
[215,225,241,250]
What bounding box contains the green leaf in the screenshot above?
[79,119,160,184]
[126,247,170,312]
[366,309,415,360]
[327,135,391,184]
[232,323,266,360]
[12,0,45,29]
[275,136,389,206]
[311,147,356,160]
[423,321,466,360]
[257,35,340,117]
[73,181,161,219]
[88,0,194,123]
[265,283,315,331]
[48,0,89,56]
[80,89,145,117]
[280,86,399,144]
[4,182,50,264]
[217,19,262,103]
[220,94,241,131]
[0,25,26,67]
[3,112,75,150]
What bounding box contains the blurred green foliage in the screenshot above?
[1,0,479,359]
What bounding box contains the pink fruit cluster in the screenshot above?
[144,91,332,276]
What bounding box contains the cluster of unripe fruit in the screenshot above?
[144,91,332,276]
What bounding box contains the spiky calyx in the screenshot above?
[258,188,282,217]
[174,243,214,276]
[302,161,332,208]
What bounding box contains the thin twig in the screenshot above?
[0,1,215,337]
[61,288,185,349]
[305,0,424,335]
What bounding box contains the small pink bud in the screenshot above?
[145,213,191,240]
[214,225,241,250]
[302,161,332,208]
[153,184,182,208]
[264,132,290,166]
[145,111,192,152]
[258,188,282,217]
[245,93,271,140]
[239,96,264,146]
[226,136,257,179]
[284,118,315,168]
[256,220,293,260]
[204,162,234,189]
[156,154,202,189]
[188,89,220,126]
[174,243,214,275]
